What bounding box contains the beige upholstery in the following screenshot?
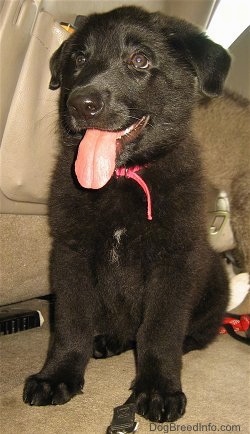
[0,214,50,305]
[0,7,68,305]
[0,0,39,142]
[1,11,68,209]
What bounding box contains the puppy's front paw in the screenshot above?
[134,390,186,422]
[23,374,83,406]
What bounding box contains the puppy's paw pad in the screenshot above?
[135,390,186,422]
[164,392,187,422]
[23,375,81,406]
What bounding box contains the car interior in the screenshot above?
[0,0,249,433]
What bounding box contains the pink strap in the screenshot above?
[115,167,152,220]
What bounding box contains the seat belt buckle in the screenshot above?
[107,403,139,433]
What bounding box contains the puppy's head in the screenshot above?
[49,6,230,188]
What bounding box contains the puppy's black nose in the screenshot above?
[67,87,104,119]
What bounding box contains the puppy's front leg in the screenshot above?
[23,242,94,406]
[132,268,190,422]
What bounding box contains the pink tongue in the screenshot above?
[75,129,122,189]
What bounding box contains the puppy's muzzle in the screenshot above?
[67,86,104,120]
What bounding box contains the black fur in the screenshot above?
[23,7,230,422]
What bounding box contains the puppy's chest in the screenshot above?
[109,227,127,264]
[97,224,144,268]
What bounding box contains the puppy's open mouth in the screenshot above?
[75,115,150,189]
[116,115,149,149]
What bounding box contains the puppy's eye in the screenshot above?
[75,53,86,67]
[130,53,149,69]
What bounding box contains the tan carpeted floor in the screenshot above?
[0,299,249,434]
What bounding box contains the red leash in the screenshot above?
[115,166,152,221]
[219,314,250,345]
[219,314,250,334]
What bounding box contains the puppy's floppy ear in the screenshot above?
[74,15,88,29]
[49,16,87,90]
[170,30,231,96]
[156,13,231,97]
[49,40,68,90]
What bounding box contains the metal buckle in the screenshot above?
[107,404,138,434]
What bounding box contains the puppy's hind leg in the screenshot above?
[230,173,250,273]
[183,252,229,354]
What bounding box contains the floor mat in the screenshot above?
[0,300,249,433]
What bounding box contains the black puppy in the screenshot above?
[24,7,230,423]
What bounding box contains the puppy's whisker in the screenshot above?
[127,114,150,122]
[38,111,58,122]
